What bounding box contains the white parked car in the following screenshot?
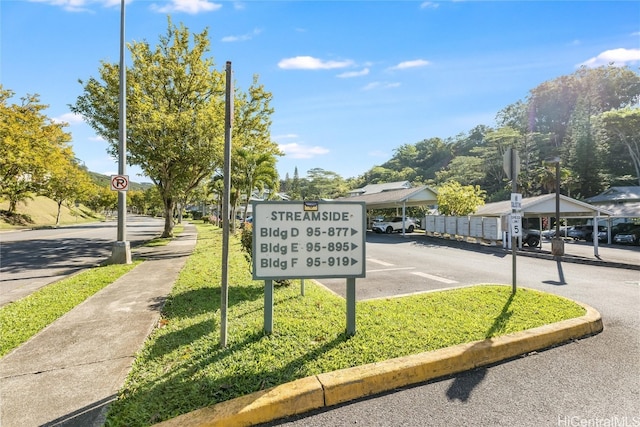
[372,216,416,234]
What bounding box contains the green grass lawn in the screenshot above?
[0,223,182,357]
[105,223,586,427]
[0,262,139,357]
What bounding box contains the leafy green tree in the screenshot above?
[437,181,486,216]
[289,167,302,200]
[303,168,347,199]
[42,157,93,226]
[435,156,484,186]
[595,107,640,186]
[85,185,118,216]
[232,148,278,220]
[0,88,73,213]
[73,19,226,237]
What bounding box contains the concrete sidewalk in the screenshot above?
[0,223,197,427]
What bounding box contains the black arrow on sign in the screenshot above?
[351,243,358,250]
[350,228,358,236]
[351,258,358,265]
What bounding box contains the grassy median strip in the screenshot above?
[0,262,139,357]
[105,223,586,427]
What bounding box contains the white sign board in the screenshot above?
[110,175,129,191]
[511,193,522,211]
[252,201,366,280]
[511,213,522,237]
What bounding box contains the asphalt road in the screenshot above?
[263,232,640,427]
[0,215,166,307]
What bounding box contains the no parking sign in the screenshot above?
[110,175,129,191]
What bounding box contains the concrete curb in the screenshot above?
[154,302,602,427]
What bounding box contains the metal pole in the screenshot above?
[555,161,560,237]
[111,0,131,264]
[346,278,356,337]
[220,61,233,348]
[264,280,273,334]
[551,159,564,256]
[511,148,517,294]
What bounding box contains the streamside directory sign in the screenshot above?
[252,201,366,280]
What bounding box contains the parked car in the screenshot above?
[610,223,636,237]
[372,216,416,234]
[542,226,571,239]
[568,225,606,241]
[522,229,540,247]
[614,226,640,245]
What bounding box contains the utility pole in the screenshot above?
[220,61,233,348]
[551,158,564,256]
[111,0,131,264]
[511,148,517,294]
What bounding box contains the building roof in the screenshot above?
[473,193,613,218]
[343,185,438,209]
[588,202,640,218]
[585,186,640,204]
[347,181,411,196]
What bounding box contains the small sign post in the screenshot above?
[506,147,521,294]
[252,201,366,336]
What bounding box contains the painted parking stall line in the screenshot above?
[411,272,458,284]
[367,267,416,273]
[367,258,394,267]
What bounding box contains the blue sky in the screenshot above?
[2,1,639,184]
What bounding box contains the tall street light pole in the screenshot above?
[550,157,564,257]
[111,0,131,264]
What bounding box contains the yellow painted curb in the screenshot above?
[154,302,602,427]
[319,302,602,406]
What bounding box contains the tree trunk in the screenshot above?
[56,201,63,226]
[162,196,175,238]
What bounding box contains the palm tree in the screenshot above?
[233,148,279,221]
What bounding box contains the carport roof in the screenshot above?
[473,193,614,218]
[343,185,438,209]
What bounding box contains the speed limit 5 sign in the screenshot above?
[511,213,522,237]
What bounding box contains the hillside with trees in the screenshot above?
[282,66,640,204]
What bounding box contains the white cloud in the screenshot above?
[337,68,370,78]
[52,112,84,125]
[273,133,299,140]
[278,56,354,70]
[221,28,262,42]
[278,143,330,159]
[151,0,221,14]
[389,59,430,70]
[420,2,439,9]
[362,81,401,91]
[89,135,106,142]
[578,48,640,68]
[28,0,129,12]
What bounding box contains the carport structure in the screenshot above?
[473,193,614,256]
[345,185,438,234]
